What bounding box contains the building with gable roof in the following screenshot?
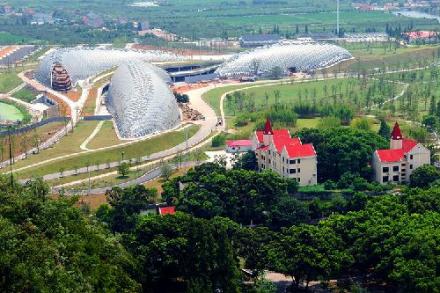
[373,122,430,184]
[251,118,317,186]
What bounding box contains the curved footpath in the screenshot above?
[54,161,197,195]
[11,63,435,190]
[21,83,222,184]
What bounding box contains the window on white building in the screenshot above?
[393,166,399,172]
[290,159,295,164]
[383,176,389,182]
[393,175,399,182]
[410,164,413,170]
[383,167,389,172]
[297,168,301,173]
[289,169,296,174]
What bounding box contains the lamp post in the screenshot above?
[7,121,20,187]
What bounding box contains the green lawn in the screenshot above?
[9,121,100,170]
[87,121,121,149]
[224,78,403,116]
[202,84,252,116]
[12,87,37,103]
[339,45,440,73]
[0,101,23,121]
[0,72,22,93]
[16,125,200,179]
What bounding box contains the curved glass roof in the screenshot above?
[107,61,180,139]
[216,42,353,78]
[35,47,182,86]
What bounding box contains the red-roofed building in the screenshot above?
[403,31,439,44]
[252,118,317,186]
[158,206,176,216]
[373,122,430,184]
[226,140,253,153]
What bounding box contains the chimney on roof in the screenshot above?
[390,122,403,149]
[263,118,273,146]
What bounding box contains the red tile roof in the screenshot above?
[256,129,290,143]
[376,149,405,163]
[403,139,417,153]
[285,143,316,158]
[376,139,418,163]
[405,31,438,39]
[226,140,253,147]
[158,206,176,215]
[274,136,301,153]
[256,127,315,159]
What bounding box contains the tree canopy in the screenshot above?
[297,127,388,181]
[0,176,140,292]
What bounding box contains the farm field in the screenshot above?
[0,0,436,42]
[338,44,440,73]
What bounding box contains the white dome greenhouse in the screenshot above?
[35,47,182,87]
[215,42,353,78]
[107,61,181,139]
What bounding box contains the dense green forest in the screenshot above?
[3,127,440,292]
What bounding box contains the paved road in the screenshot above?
[19,84,221,182]
[53,161,197,195]
[10,63,437,182]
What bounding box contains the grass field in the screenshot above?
[87,121,121,149]
[0,101,23,121]
[0,72,22,93]
[82,88,98,116]
[338,45,440,73]
[227,78,402,116]
[15,125,200,178]
[0,31,34,45]
[12,86,37,103]
[0,121,65,160]
[9,121,99,170]
[202,84,249,115]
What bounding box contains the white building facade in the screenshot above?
[373,122,431,184]
[252,119,317,186]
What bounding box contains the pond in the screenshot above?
[0,102,24,122]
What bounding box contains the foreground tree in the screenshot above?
[410,165,440,188]
[0,176,140,292]
[298,127,387,181]
[134,213,241,292]
[264,224,350,290]
[163,163,300,228]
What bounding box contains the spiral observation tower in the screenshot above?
[35,47,182,87]
[35,48,183,139]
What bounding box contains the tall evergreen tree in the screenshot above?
[378,119,391,139]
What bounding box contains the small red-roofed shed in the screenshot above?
[158,206,176,216]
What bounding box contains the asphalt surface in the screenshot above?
[53,161,196,195]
